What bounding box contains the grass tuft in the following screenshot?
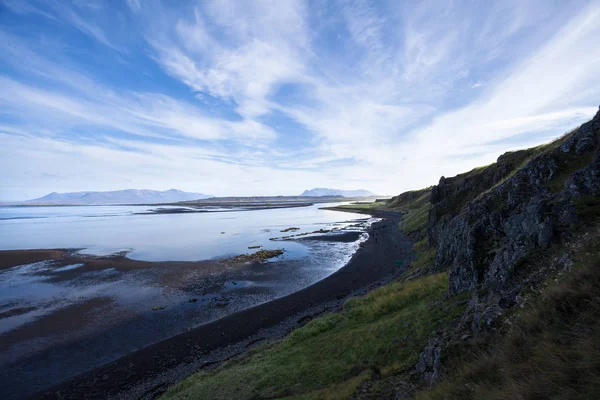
[407,238,436,274]
[400,198,431,236]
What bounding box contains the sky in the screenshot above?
[0,0,599,201]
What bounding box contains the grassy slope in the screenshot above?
[162,193,463,400]
[164,274,467,400]
[391,190,431,238]
[416,230,600,400]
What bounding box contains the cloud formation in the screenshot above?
[0,0,598,200]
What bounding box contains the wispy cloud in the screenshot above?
[3,0,123,51]
[145,0,310,119]
[62,7,121,51]
[0,0,598,200]
[125,0,141,14]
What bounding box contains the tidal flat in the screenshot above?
[0,203,377,398]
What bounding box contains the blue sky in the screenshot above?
[0,0,599,200]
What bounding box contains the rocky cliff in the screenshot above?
[430,107,599,296]
[408,107,600,384]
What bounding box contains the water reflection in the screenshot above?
[0,203,368,261]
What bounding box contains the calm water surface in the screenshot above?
[0,203,368,260]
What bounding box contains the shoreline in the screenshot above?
[0,246,292,275]
[23,210,412,400]
[136,202,313,215]
[2,195,385,209]
[0,230,362,277]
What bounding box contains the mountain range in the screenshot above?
[14,188,375,205]
[300,188,376,197]
[24,189,213,205]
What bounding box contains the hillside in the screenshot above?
[23,189,213,205]
[161,107,600,400]
[300,188,376,197]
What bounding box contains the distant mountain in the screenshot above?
[300,188,376,197]
[24,189,213,205]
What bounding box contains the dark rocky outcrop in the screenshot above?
[431,107,599,297]
[415,339,442,385]
[410,107,600,386]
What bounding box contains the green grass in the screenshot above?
[546,150,595,193]
[472,127,581,201]
[387,189,430,210]
[406,238,436,275]
[415,233,600,400]
[162,273,468,400]
[470,151,537,202]
[400,197,431,236]
[330,202,385,211]
[384,189,432,239]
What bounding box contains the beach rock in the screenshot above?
[391,381,415,399]
[483,304,503,328]
[565,159,600,196]
[415,341,442,385]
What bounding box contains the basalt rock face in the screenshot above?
[429,108,600,299]
[415,340,442,385]
[428,148,537,232]
[410,109,600,388]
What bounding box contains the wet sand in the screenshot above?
[1,251,266,384]
[16,210,413,400]
[299,231,363,242]
[0,250,67,270]
[0,248,236,275]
